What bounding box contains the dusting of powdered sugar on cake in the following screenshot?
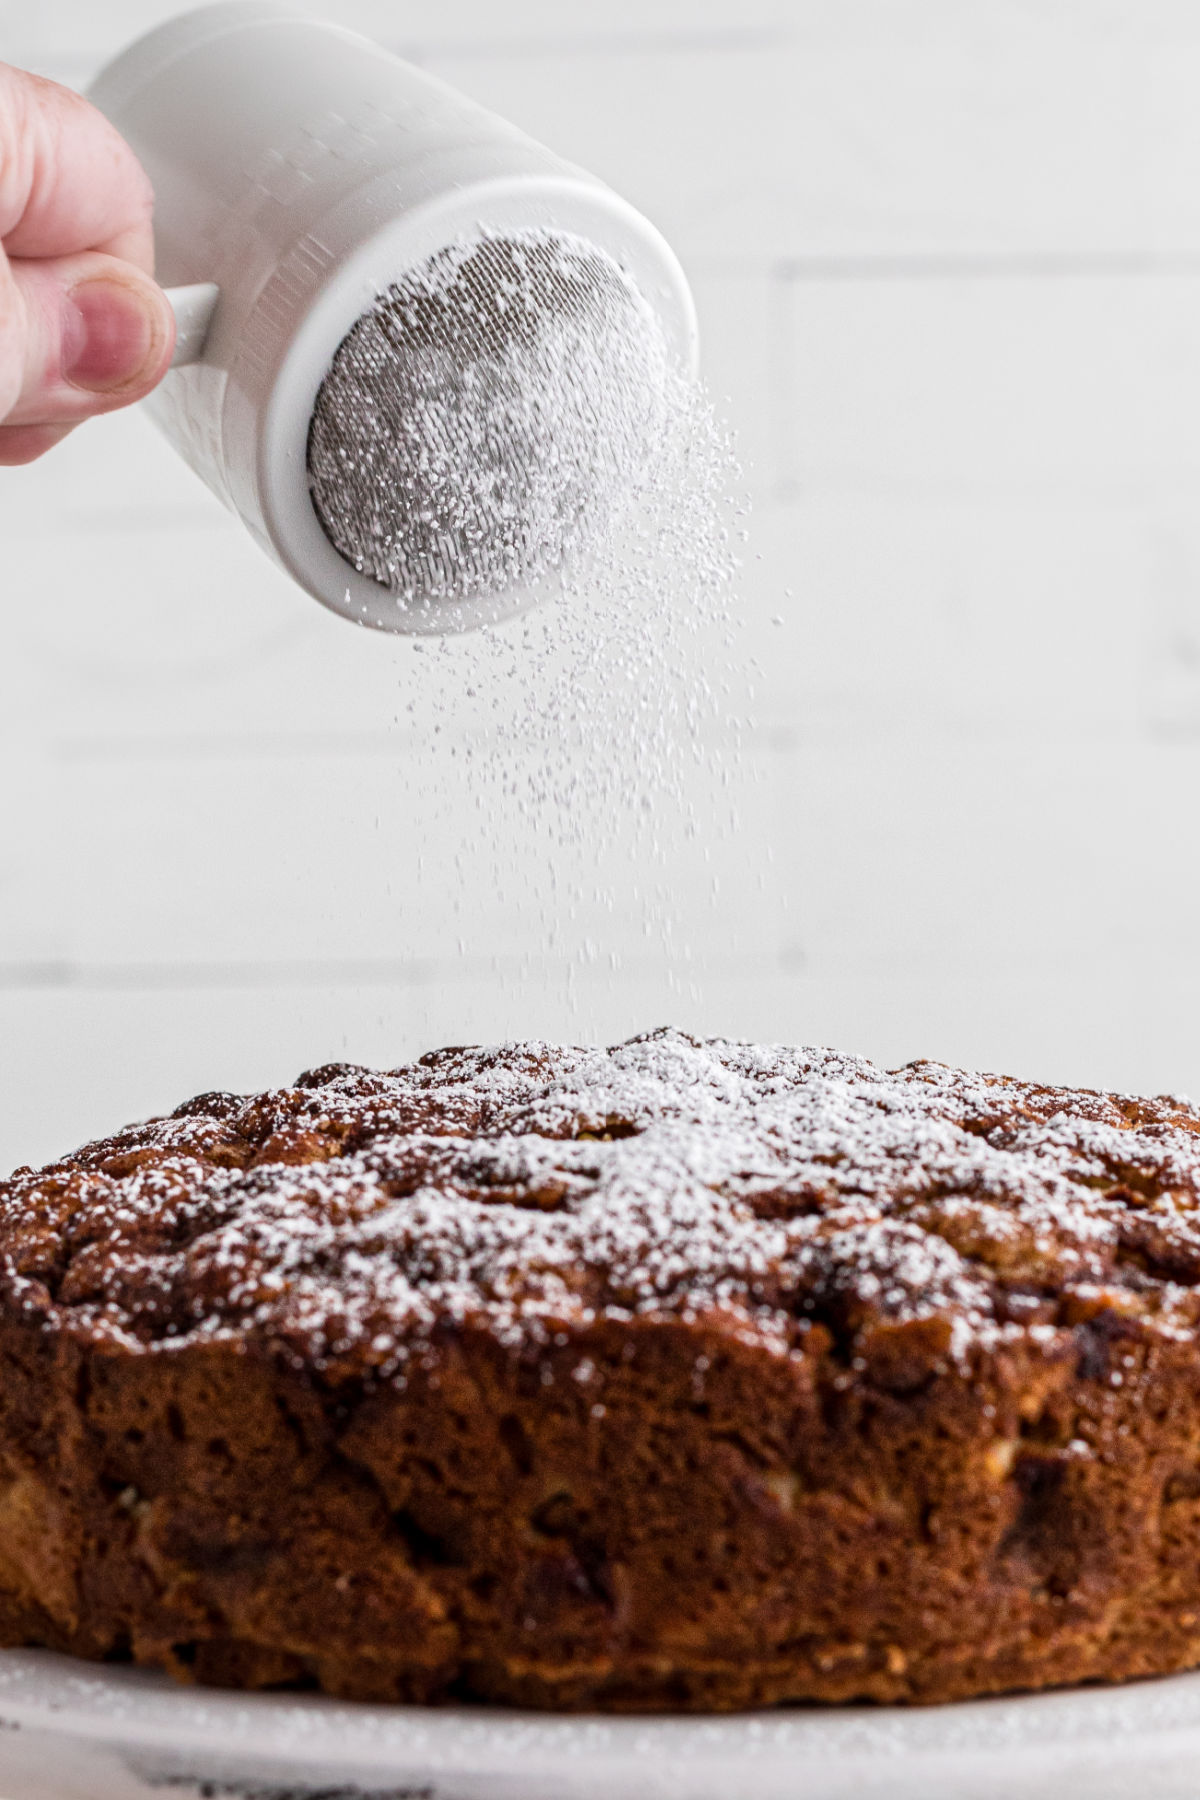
[4,1031,1200,1382]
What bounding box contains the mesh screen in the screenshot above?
[306,231,667,615]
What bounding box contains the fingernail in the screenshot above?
[65,278,163,393]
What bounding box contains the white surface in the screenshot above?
[4,3,1200,1171]
[6,1647,1200,1799]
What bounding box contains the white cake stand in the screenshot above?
[1,1647,1199,1800]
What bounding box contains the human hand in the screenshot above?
[0,61,175,466]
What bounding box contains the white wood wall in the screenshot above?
[4,0,1200,1171]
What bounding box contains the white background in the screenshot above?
[3,0,1200,1174]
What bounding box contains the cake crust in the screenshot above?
[3,1029,1200,1708]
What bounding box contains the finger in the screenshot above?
[98,223,158,275]
[0,421,74,465]
[0,64,156,272]
[0,249,175,427]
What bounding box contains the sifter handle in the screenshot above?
[164,282,220,367]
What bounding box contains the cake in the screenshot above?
[2,1027,1200,1710]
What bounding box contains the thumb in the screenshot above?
[0,248,175,432]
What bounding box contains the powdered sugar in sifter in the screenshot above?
[89,2,698,635]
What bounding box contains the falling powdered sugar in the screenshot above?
[309,228,758,1015]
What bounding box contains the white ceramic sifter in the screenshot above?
[89,2,698,635]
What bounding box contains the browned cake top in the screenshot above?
[3,1029,1200,1382]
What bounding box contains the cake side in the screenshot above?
[1,1029,1200,1708]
